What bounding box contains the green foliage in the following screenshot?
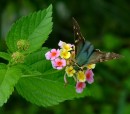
[16,48,90,107]
[103,34,122,50]
[16,73,89,107]
[0,1,129,113]
[0,4,90,107]
[6,5,52,53]
[0,52,11,61]
[0,64,22,106]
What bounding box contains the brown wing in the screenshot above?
[87,49,123,64]
[72,18,85,56]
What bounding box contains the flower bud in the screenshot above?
[11,51,25,64]
[17,39,29,51]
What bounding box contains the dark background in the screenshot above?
[0,0,130,114]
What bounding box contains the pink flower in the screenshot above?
[85,69,94,84]
[76,82,86,93]
[45,49,60,60]
[51,58,66,70]
[58,40,64,47]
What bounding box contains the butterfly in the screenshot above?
[72,18,122,67]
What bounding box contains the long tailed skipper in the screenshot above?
[72,18,122,68]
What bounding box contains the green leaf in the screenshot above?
[0,63,7,69]
[6,4,53,53]
[25,47,51,74]
[0,52,11,61]
[0,66,22,106]
[25,47,72,82]
[16,47,91,107]
[16,72,90,107]
[25,47,49,65]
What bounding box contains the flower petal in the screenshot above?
[65,66,76,77]
[45,51,51,60]
[51,60,56,69]
[60,49,71,59]
[57,67,63,70]
[58,40,64,47]
[61,59,66,66]
[76,82,86,93]
[76,88,83,93]
[77,71,86,82]
[51,58,66,70]
[85,69,94,84]
[51,49,57,52]
[45,49,60,60]
[87,64,96,69]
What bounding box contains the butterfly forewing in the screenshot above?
[72,18,85,57]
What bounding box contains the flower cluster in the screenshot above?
[45,41,96,93]
[11,39,30,65]
[45,41,73,69]
[11,51,25,64]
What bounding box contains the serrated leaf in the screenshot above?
[25,47,71,82]
[16,72,90,107]
[6,4,53,53]
[24,47,51,73]
[0,52,11,61]
[0,66,22,106]
[16,47,91,107]
[25,47,49,65]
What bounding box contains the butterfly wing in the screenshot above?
[72,18,85,57]
[72,18,122,66]
[76,41,94,66]
[87,49,122,64]
[73,18,95,66]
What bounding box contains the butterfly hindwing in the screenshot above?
[76,41,94,66]
[87,49,122,64]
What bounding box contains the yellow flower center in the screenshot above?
[57,61,62,66]
[52,52,57,57]
[65,66,76,77]
[77,71,86,82]
[60,49,71,59]
[62,43,72,51]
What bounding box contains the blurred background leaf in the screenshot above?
[0,0,130,114]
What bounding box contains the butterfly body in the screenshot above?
[72,18,122,67]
